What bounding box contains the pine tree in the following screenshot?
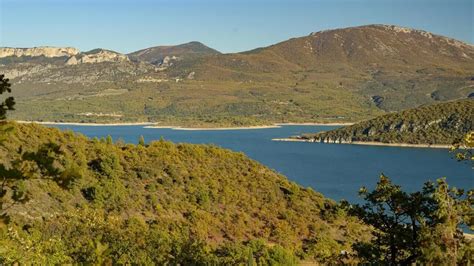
[348,174,471,265]
[0,74,15,120]
[138,135,145,146]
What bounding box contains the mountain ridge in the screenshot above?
[2,24,471,59]
[128,41,220,65]
[1,24,473,126]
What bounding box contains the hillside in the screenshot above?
[128,41,221,65]
[175,25,474,111]
[297,99,474,145]
[0,122,368,264]
[1,25,473,126]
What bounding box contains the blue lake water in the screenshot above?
[49,125,473,204]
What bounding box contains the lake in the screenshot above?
[48,124,473,204]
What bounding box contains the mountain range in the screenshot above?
[1,24,473,126]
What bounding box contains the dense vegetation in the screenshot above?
[300,99,474,145]
[3,25,474,126]
[0,122,370,264]
[9,78,382,127]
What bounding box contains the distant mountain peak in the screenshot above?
[84,48,122,54]
[309,24,428,36]
[128,42,220,65]
[309,24,473,48]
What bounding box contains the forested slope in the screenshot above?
[0,122,368,264]
[300,99,474,145]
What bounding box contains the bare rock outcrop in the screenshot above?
[0,47,79,58]
[66,49,129,65]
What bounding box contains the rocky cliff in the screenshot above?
[0,46,130,65]
[66,49,129,65]
[0,47,79,58]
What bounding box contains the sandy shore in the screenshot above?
[145,123,351,130]
[272,138,452,149]
[16,120,347,130]
[275,122,353,126]
[16,121,155,126]
[142,123,350,130]
[145,125,282,130]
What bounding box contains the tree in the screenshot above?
[0,74,15,222]
[451,131,474,167]
[0,75,15,120]
[138,135,145,146]
[346,175,472,265]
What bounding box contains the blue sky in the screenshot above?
[0,0,472,53]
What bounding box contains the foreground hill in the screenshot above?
[1,25,473,126]
[0,122,368,264]
[297,99,474,145]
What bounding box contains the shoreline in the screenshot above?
[16,120,350,129]
[275,122,354,126]
[272,138,452,149]
[16,121,155,126]
[144,125,282,130]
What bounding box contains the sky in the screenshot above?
[0,0,472,54]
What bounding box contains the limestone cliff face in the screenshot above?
[0,46,128,65]
[66,49,129,65]
[0,47,79,58]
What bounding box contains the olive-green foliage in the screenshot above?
[10,79,382,127]
[451,131,474,168]
[304,99,474,145]
[0,74,15,120]
[0,122,369,264]
[138,135,145,146]
[346,175,473,265]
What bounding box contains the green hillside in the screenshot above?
[0,122,368,264]
[298,99,474,145]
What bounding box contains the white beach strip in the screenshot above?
[145,125,282,130]
[272,138,452,149]
[275,122,353,126]
[16,121,155,126]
